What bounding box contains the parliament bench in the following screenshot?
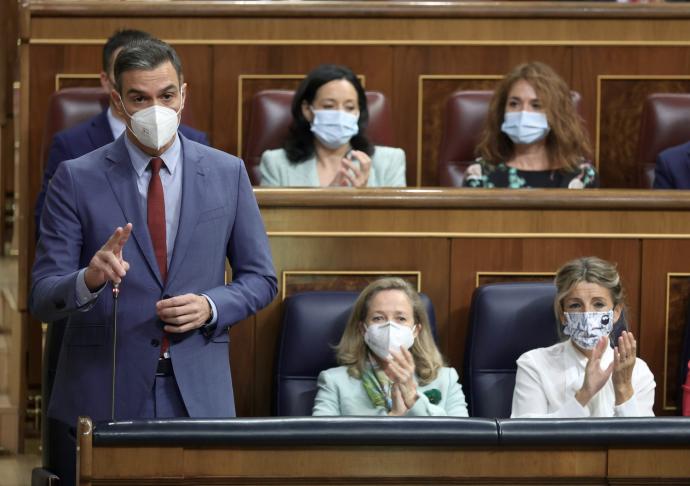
[77,416,690,485]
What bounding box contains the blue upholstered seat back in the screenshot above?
[463,283,560,418]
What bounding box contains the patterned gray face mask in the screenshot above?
[563,310,614,350]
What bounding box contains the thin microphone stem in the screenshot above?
[111,282,120,421]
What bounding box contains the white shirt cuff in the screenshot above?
[201,293,218,324]
[75,268,105,308]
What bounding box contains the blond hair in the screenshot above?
[554,256,626,337]
[476,61,591,171]
[334,277,445,385]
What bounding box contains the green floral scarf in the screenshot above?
[361,360,392,411]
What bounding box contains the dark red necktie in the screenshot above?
[148,157,169,354]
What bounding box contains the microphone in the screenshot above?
[111,282,120,420]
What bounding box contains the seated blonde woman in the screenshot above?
[312,277,468,416]
[464,61,596,189]
[511,257,655,418]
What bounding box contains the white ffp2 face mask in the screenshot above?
[501,111,550,145]
[363,321,415,360]
[563,310,614,350]
[310,109,360,149]
[120,97,182,150]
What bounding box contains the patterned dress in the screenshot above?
[462,158,598,189]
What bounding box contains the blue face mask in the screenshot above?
[310,108,359,149]
[501,111,550,145]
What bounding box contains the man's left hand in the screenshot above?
[156,293,211,333]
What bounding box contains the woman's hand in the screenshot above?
[329,150,371,187]
[386,347,418,415]
[612,330,636,405]
[575,336,614,407]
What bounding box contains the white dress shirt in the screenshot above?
[511,339,656,418]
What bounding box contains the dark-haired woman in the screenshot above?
[260,64,406,187]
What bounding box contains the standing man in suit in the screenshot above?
[32,30,211,483]
[654,141,690,189]
[31,38,277,485]
[34,29,209,235]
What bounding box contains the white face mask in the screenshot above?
[501,111,550,145]
[120,99,182,150]
[310,108,359,149]
[563,310,614,350]
[363,321,415,360]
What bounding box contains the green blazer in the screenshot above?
[312,366,469,416]
[259,146,406,187]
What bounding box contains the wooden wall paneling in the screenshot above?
[170,45,214,139]
[259,236,451,416]
[211,45,394,164]
[0,289,22,452]
[448,238,641,383]
[570,46,690,188]
[640,239,690,415]
[229,316,255,417]
[599,77,690,189]
[665,275,690,413]
[282,271,420,299]
[392,46,573,187]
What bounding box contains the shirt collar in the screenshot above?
[124,132,182,177]
[106,106,127,139]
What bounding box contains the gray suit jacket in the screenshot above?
[312,366,469,416]
[259,146,406,187]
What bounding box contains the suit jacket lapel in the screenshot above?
[88,110,116,149]
[104,137,163,287]
[167,135,205,285]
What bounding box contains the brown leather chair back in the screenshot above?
[438,90,582,186]
[41,87,109,165]
[244,89,394,185]
[636,93,690,188]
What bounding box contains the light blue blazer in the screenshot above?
[259,146,406,187]
[312,366,469,416]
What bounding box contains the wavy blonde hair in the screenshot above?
[476,61,591,171]
[334,277,445,385]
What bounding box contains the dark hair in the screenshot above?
[114,38,183,94]
[284,64,374,163]
[103,29,152,74]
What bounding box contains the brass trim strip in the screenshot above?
[595,75,690,173]
[663,272,690,411]
[266,231,690,239]
[54,73,100,91]
[29,39,690,47]
[417,74,503,187]
[281,270,422,301]
[474,271,555,288]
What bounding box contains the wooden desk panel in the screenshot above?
[76,417,690,486]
